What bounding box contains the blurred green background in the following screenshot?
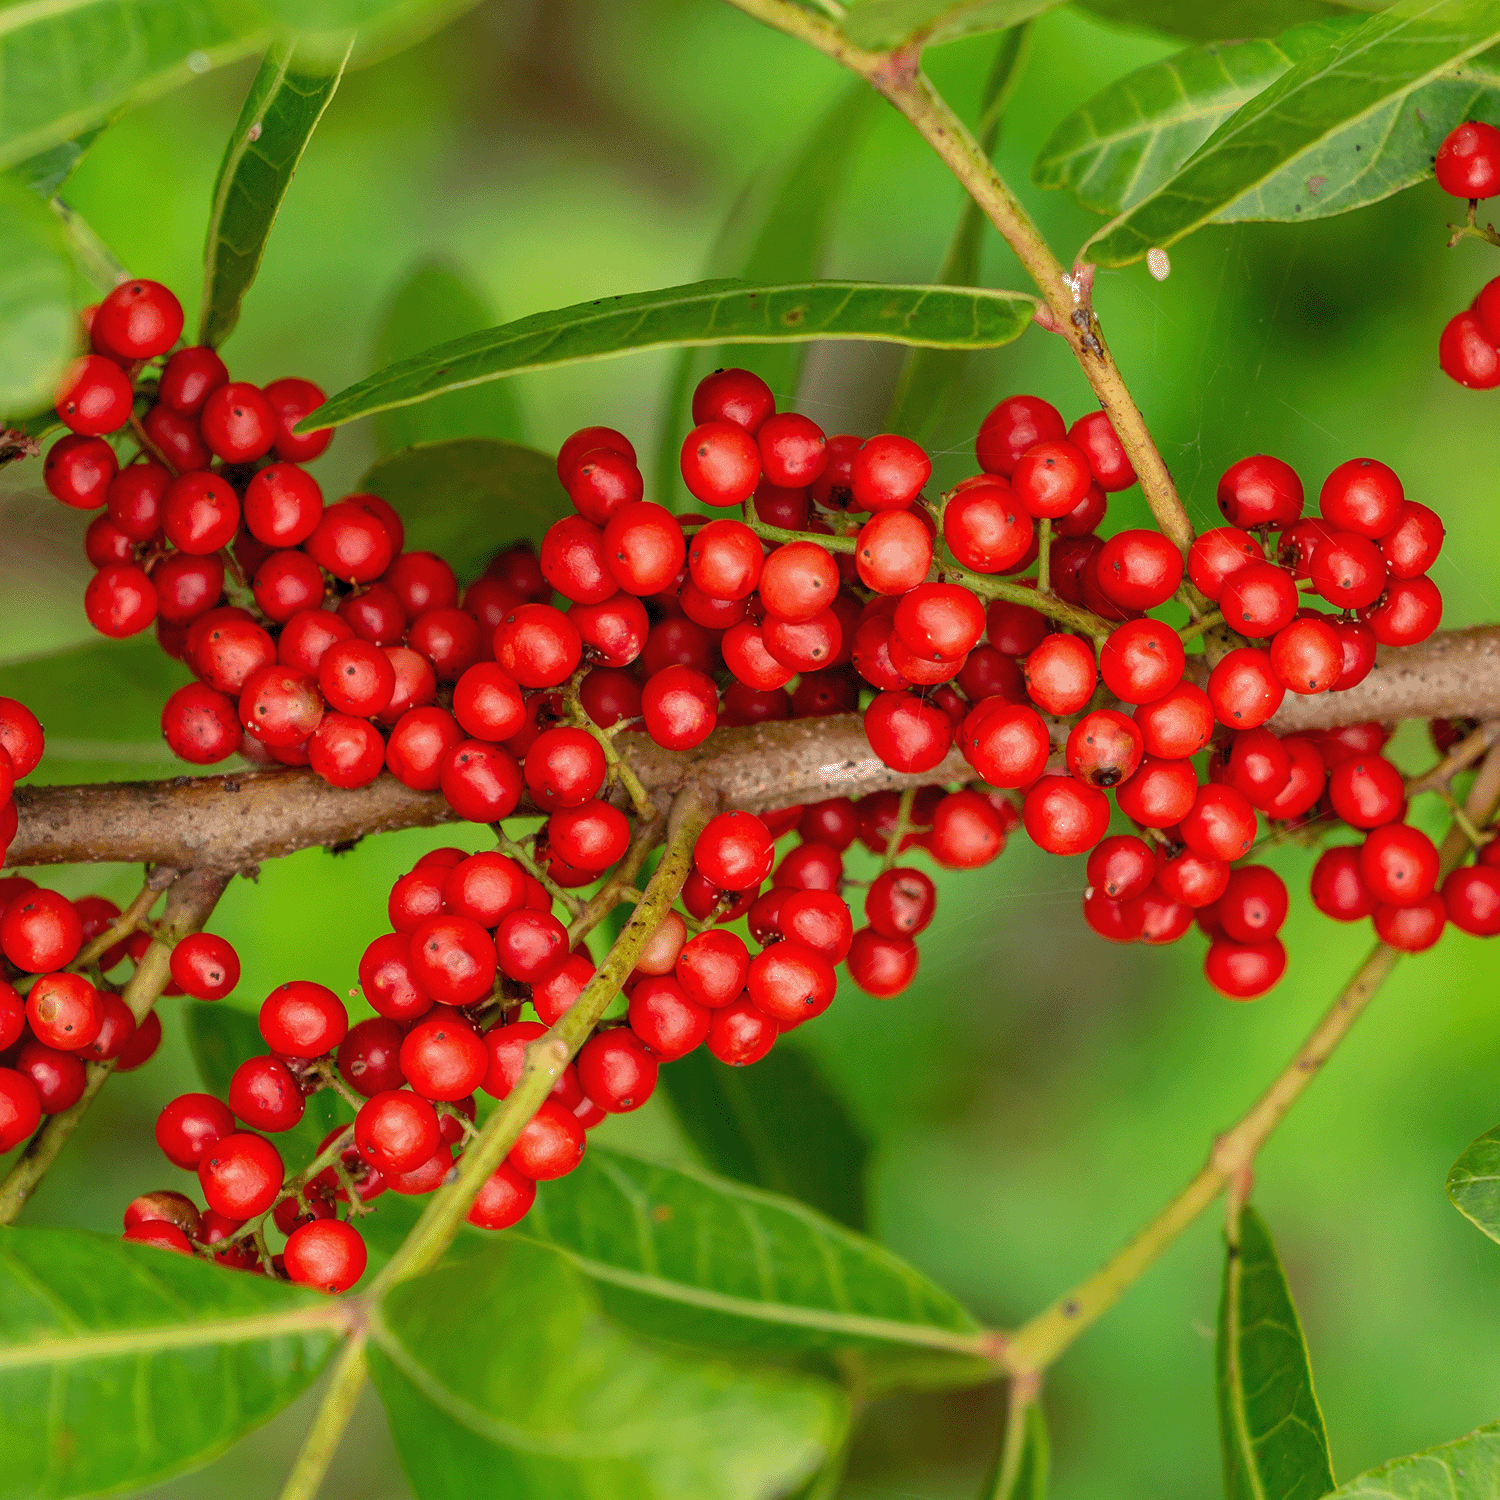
[4,2,1500,1497]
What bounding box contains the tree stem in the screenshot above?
[1000,741,1500,1375]
[275,1333,369,1500]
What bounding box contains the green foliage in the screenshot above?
[14,126,110,201]
[654,83,880,497]
[1216,1204,1334,1500]
[0,638,191,784]
[0,180,76,419]
[517,1148,990,1376]
[368,1239,846,1500]
[1084,1,1500,266]
[1327,1420,1500,1496]
[1070,0,1357,41]
[0,0,270,174]
[199,37,352,349]
[372,260,525,455]
[1445,1120,1500,1242]
[1033,19,1360,215]
[183,1001,353,1172]
[357,438,569,577]
[0,1228,342,1500]
[657,1045,870,1230]
[838,0,1058,51]
[885,26,1026,443]
[303,279,1037,433]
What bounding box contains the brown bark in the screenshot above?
[9,626,1499,871]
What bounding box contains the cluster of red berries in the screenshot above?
[0,697,241,1154]
[1431,121,1500,388]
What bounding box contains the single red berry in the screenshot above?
[260,980,348,1058]
[303,499,397,584]
[1115,756,1197,827]
[2,890,83,973]
[1066,709,1143,788]
[641,664,718,750]
[44,433,118,509]
[400,1014,488,1101]
[692,368,775,434]
[239,665,323,749]
[468,1161,538,1229]
[681,421,761,506]
[1359,823,1439,906]
[283,1219,366,1293]
[1308,531,1386,611]
[1086,835,1156,902]
[976,395,1066,477]
[628,976,711,1060]
[1360,574,1443,648]
[26,972,102,1052]
[1024,633,1097,715]
[1205,938,1286,1000]
[386,707,464,791]
[855,509,932,595]
[114,1010,162,1072]
[1379,502,1444,580]
[747,940,837,1023]
[1442,865,1500,936]
[851,434,931,512]
[1067,410,1135,491]
[194,615,276,695]
[757,411,827,488]
[1217,455,1303,528]
[509,1097,586,1180]
[1180,783,1257,862]
[1435,120,1500,198]
[143,403,212,472]
[356,1089,440,1173]
[863,691,952,773]
[1373,896,1447,952]
[1012,439,1092,519]
[1207,647,1284,729]
[161,682,241,764]
[169,932,239,1001]
[942,481,1033,573]
[278,608,353,674]
[494,909,569,984]
[243,463,323,547]
[494,603,582,688]
[694,811,775,891]
[228,1054,306,1133]
[1309,846,1374,922]
[92,279,182,359]
[408,916,497,1007]
[1096,529,1184,611]
[1022,775,1110,856]
[55,355,133,435]
[845,928,919,998]
[15,1040,87,1112]
[1327,755,1405,829]
[84,562,158,638]
[159,346,228,415]
[1319,458,1403,540]
[155,1092,235,1169]
[1220,561,1298,638]
[198,1133,284,1219]
[1100,619,1185,704]
[200,382,275,463]
[566,447,644,525]
[927,790,1007,869]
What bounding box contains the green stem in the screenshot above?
[566,815,666,949]
[1035,517,1051,599]
[0,868,229,1226]
[275,1334,369,1500]
[224,1126,356,1247]
[72,877,166,970]
[881,786,916,872]
[747,516,858,553]
[999,741,1500,1375]
[1178,610,1225,645]
[941,560,1110,643]
[494,829,585,917]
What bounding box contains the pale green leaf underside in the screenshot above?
[1085,0,1500,266]
[372,260,525,454]
[839,0,1058,50]
[0,177,74,418]
[0,1228,342,1500]
[370,1240,845,1500]
[357,437,570,577]
[1329,1419,1500,1496]
[516,1149,989,1363]
[1445,1120,1500,1243]
[200,36,350,348]
[0,0,270,174]
[299,279,1037,433]
[1216,1205,1334,1500]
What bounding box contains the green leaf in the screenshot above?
[369,1237,846,1500]
[14,125,110,200]
[372,260,525,456]
[885,26,1027,443]
[839,0,1059,50]
[0,1,271,174]
[1069,0,1356,43]
[184,1001,352,1171]
[986,1396,1048,1500]
[1327,1419,1500,1496]
[658,1045,870,1231]
[1085,0,1500,267]
[1216,1204,1334,1500]
[0,638,192,782]
[0,1226,343,1500]
[300,279,1038,434]
[1033,19,1362,216]
[356,438,569,579]
[0,177,75,420]
[199,37,351,349]
[654,84,881,497]
[1445,1120,1500,1243]
[518,1148,992,1370]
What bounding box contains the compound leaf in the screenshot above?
[658,1045,870,1231]
[369,1238,845,1500]
[0,0,271,174]
[1085,0,1500,267]
[356,438,569,577]
[839,0,1059,50]
[516,1147,991,1376]
[1328,1419,1500,1496]
[300,279,1037,434]
[0,1227,343,1500]
[372,260,525,455]
[1445,1119,1500,1243]
[1216,1204,1334,1500]
[200,36,352,348]
[654,83,880,497]
[1033,18,1361,215]
[0,178,75,420]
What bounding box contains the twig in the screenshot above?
[1035,518,1051,599]
[0,868,230,1225]
[882,787,916,872]
[275,1335,370,1500]
[493,828,585,917]
[1177,611,1225,645]
[72,873,174,970]
[1406,720,1500,797]
[566,814,666,948]
[997,741,1500,1376]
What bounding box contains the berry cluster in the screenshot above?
[1432,121,1500,388]
[0,700,199,1156]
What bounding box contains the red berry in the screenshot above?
[844,928,919,997]
[198,1133,284,1219]
[1379,502,1444,579]
[159,683,240,764]
[692,368,774,434]
[1359,823,1439,906]
[576,1028,658,1111]
[1435,121,1500,198]
[1309,531,1386,611]
[1134,683,1213,760]
[92,279,182,359]
[1022,775,1109,855]
[336,1017,407,1098]
[1024,633,1096,715]
[1442,865,1500,936]
[243,463,323,547]
[976,395,1065,477]
[1220,561,1298,638]
[509,1098,586,1179]
[26,972,102,1051]
[1100,619,1185,705]
[200,382,275,463]
[1096,529,1184,611]
[1217,455,1303,528]
[169,932,239,1001]
[758,412,827,487]
[260,980,348,1058]
[1269,615,1342,694]
[45,433,118,509]
[747,940,837,1024]
[356,1089,440,1173]
[863,691,952,773]
[1207,647,1284,729]
[1067,410,1135,491]
[400,1014,488,1101]
[1319,458,1403,540]
[159,347,228,415]
[1066,709,1142,788]
[1360,574,1442,647]
[927,789,1006,869]
[440,740,524,822]
[1205,938,1286,1000]
[641,664,718,749]
[408,916,497,1007]
[55,355,133,435]
[1012,439,1092,519]
[143,403,212,472]
[681,421,761,506]
[1373,896,1446,952]
[628,976,710,1060]
[851,434,931,512]
[855,509,932,595]
[228,1054,305,1133]
[84,562,157,638]
[1327,755,1405,829]
[467,1161,538,1229]
[1180,783,1257,862]
[494,604,582,688]
[1114,755,1197,827]
[284,1219,366,1293]
[2,889,83,973]
[943,481,1033,573]
[566,447,643,524]
[494,909,569,983]
[1309,846,1374,922]
[694,811,775,891]
[304,499,396,584]
[156,1092,235,1169]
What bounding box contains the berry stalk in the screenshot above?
[998,733,1500,1378]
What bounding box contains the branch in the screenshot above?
[718,0,1195,556]
[0,868,230,1225]
[998,733,1500,1376]
[10,627,1500,873]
